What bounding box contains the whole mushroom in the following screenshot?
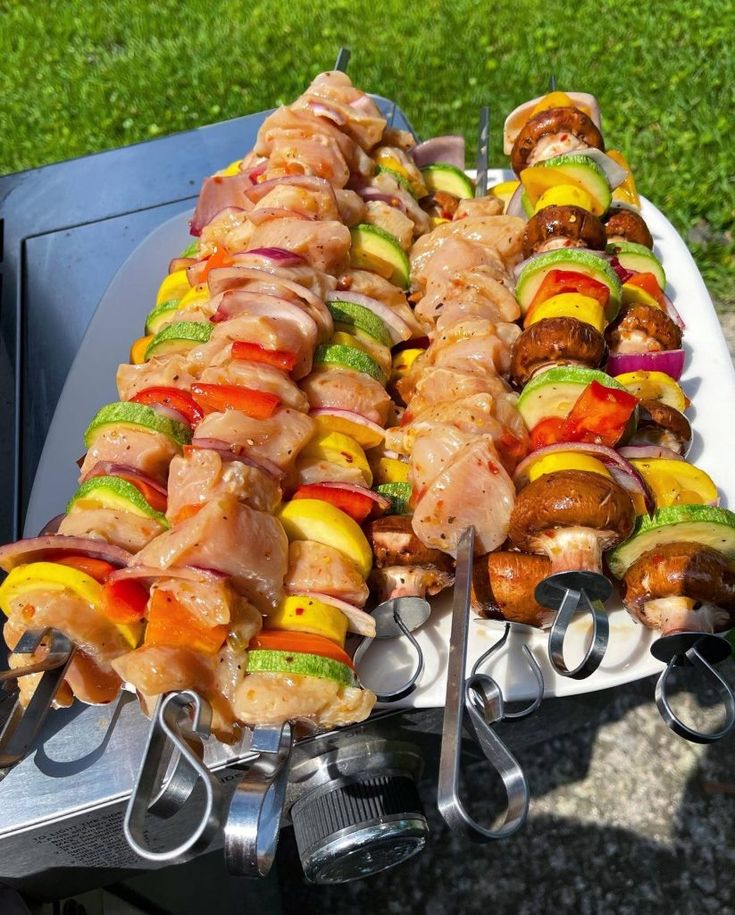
[511,107,605,174]
[367,514,454,601]
[603,207,654,249]
[472,551,554,627]
[621,542,735,636]
[510,317,607,388]
[628,399,692,456]
[605,303,683,354]
[508,470,636,576]
[522,205,607,259]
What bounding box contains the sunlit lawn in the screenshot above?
[1,0,732,304]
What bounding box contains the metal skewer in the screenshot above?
[437,528,533,841]
[0,628,74,771]
[548,73,557,92]
[651,632,735,744]
[475,105,490,198]
[334,47,351,72]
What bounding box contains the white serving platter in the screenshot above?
[24,168,735,709]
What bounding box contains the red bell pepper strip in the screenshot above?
[561,381,638,447]
[529,417,567,451]
[199,246,233,281]
[144,589,228,654]
[251,629,355,669]
[231,341,297,373]
[292,484,375,523]
[131,386,204,426]
[51,555,118,583]
[101,578,150,624]
[527,269,610,315]
[190,383,280,419]
[625,272,666,309]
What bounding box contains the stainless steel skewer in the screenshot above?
[334,47,351,72]
[0,628,74,771]
[475,105,490,198]
[651,632,735,744]
[548,73,557,92]
[437,527,533,841]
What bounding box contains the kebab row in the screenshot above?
[0,70,454,737]
[471,90,735,650]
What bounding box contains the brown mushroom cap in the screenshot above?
[605,303,683,353]
[508,469,636,552]
[628,399,692,455]
[621,542,735,631]
[510,317,607,388]
[511,107,605,175]
[366,515,453,571]
[522,205,607,259]
[603,207,654,249]
[472,550,553,627]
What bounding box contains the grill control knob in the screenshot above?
[291,772,427,883]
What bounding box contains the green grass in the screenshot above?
[1,0,733,305]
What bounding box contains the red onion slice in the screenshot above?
[505,185,529,220]
[296,591,377,637]
[0,536,132,572]
[39,514,66,535]
[411,136,465,170]
[573,149,628,189]
[245,247,306,267]
[189,438,284,479]
[243,175,336,207]
[82,463,168,497]
[618,445,686,462]
[241,159,268,183]
[306,100,347,126]
[513,442,654,513]
[607,350,685,381]
[326,291,412,344]
[110,565,227,586]
[662,293,686,331]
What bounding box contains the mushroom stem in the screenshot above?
[643,596,731,637]
[535,526,604,576]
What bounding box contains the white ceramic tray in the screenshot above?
[25,169,735,707]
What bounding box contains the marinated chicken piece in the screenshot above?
[389,393,528,470]
[194,408,315,473]
[255,107,373,184]
[334,189,367,226]
[397,365,511,418]
[511,107,604,173]
[293,457,370,488]
[246,217,352,274]
[247,182,341,223]
[605,303,682,354]
[472,551,554,628]
[166,449,281,523]
[370,565,454,602]
[79,426,179,485]
[284,541,369,607]
[302,368,392,425]
[373,146,427,197]
[370,171,432,237]
[187,293,318,379]
[294,70,386,149]
[132,495,288,612]
[117,356,196,401]
[3,588,132,665]
[191,173,254,238]
[409,424,474,493]
[412,435,516,557]
[63,652,122,705]
[510,317,608,387]
[522,205,607,259]
[419,319,520,380]
[199,356,309,412]
[417,264,520,329]
[199,208,254,256]
[410,216,526,287]
[152,576,261,629]
[233,672,375,728]
[112,645,215,704]
[363,200,414,250]
[454,197,504,219]
[58,508,165,553]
